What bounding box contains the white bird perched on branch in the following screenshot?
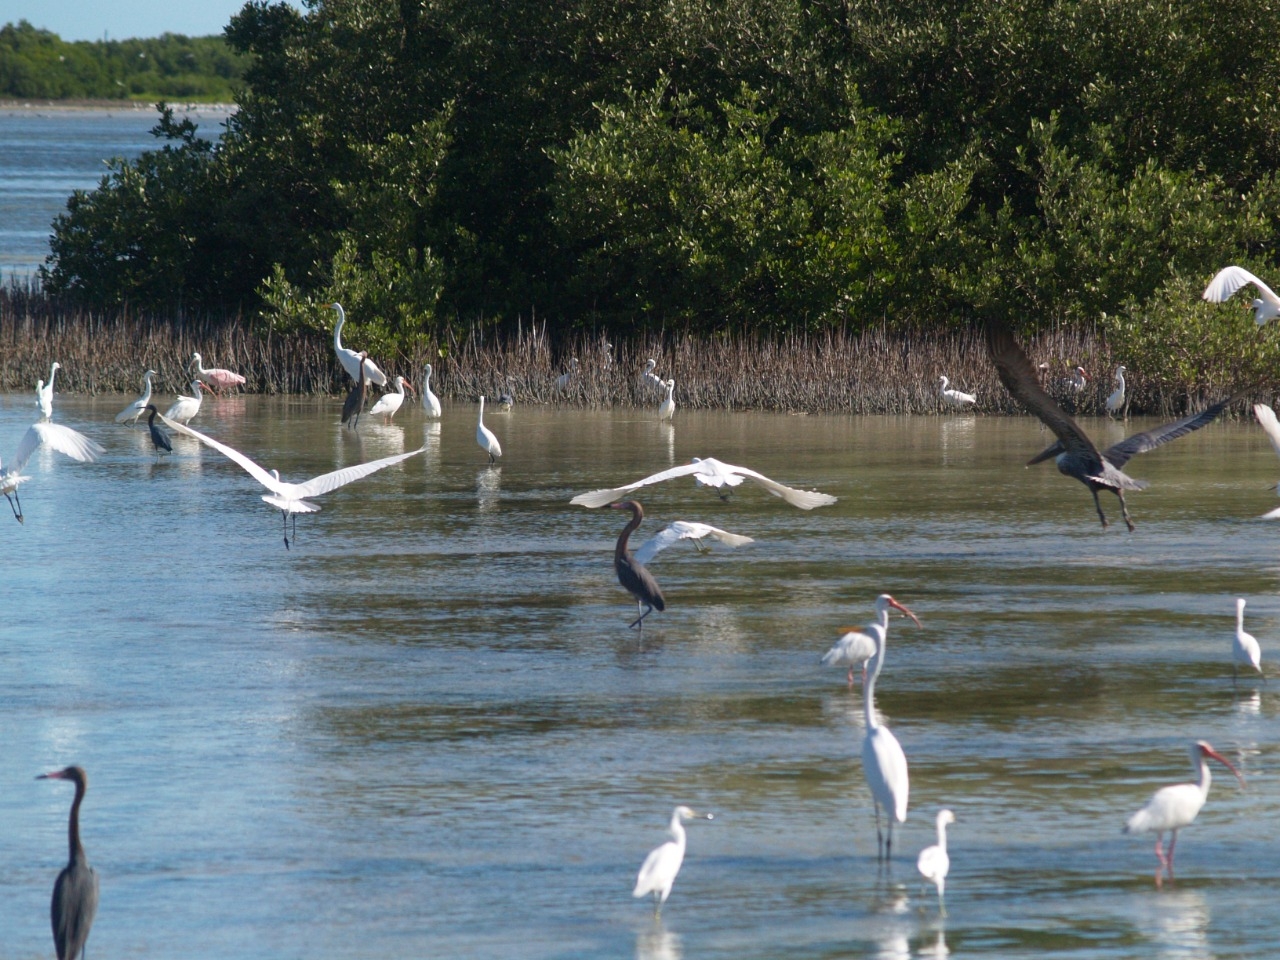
[1203,265,1280,325]
[0,422,104,523]
[115,369,157,425]
[630,520,753,565]
[1233,597,1263,680]
[36,361,60,419]
[938,375,975,407]
[570,457,837,510]
[330,303,388,385]
[633,805,713,916]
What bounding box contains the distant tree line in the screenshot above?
[0,20,246,101]
[37,0,1280,387]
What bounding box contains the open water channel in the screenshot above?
[0,393,1278,958]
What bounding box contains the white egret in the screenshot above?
[115,369,157,424]
[422,364,442,417]
[658,379,676,421]
[822,593,922,688]
[330,303,388,385]
[1251,404,1280,516]
[917,808,955,910]
[1203,265,1280,325]
[641,358,665,391]
[1234,598,1263,680]
[368,375,414,423]
[631,520,753,566]
[1123,740,1245,884]
[163,380,207,424]
[861,594,920,860]
[1106,365,1127,417]
[189,352,246,393]
[0,422,104,523]
[571,457,837,510]
[476,396,502,463]
[633,805,713,916]
[556,357,578,392]
[155,412,426,549]
[938,375,975,407]
[36,361,60,419]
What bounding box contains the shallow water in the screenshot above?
[1,395,1278,958]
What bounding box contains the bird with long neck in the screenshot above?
[610,500,666,631]
[823,593,924,688]
[476,396,502,463]
[38,766,98,960]
[145,404,171,456]
[37,361,60,419]
[917,808,955,912]
[1233,597,1263,681]
[341,351,369,428]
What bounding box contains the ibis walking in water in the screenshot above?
[1234,598,1263,680]
[1203,265,1280,325]
[822,593,922,688]
[633,806,713,916]
[571,457,837,510]
[610,500,665,631]
[39,766,98,960]
[369,375,414,423]
[1123,740,1245,885]
[987,323,1238,531]
[917,808,955,913]
[0,422,103,523]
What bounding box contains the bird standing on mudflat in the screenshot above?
[39,766,98,960]
[611,499,665,631]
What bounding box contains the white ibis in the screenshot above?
[633,805,713,916]
[0,422,103,523]
[39,766,98,960]
[422,364,442,417]
[938,376,976,407]
[369,375,414,423]
[1234,598,1263,680]
[36,361,60,419]
[917,808,955,911]
[114,369,157,424]
[330,303,388,385]
[630,520,753,565]
[1203,265,1280,325]
[570,457,837,510]
[822,593,922,688]
[1123,740,1245,884]
[476,396,502,463]
[658,379,676,421]
[163,380,207,424]
[611,500,665,631]
[987,323,1237,531]
[189,352,246,393]
[1106,366,1127,417]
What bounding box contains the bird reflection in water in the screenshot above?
[1145,889,1212,960]
[476,465,501,512]
[1234,689,1262,717]
[635,922,681,960]
[915,926,950,959]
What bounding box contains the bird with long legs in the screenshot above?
[1234,598,1263,681]
[633,805,713,916]
[36,361,60,419]
[658,379,676,421]
[860,594,920,861]
[0,422,103,523]
[369,374,415,423]
[164,380,207,424]
[1106,366,1127,418]
[917,808,955,914]
[38,766,98,960]
[938,375,975,408]
[190,352,246,394]
[986,323,1238,531]
[341,352,369,428]
[156,412,426,548]
[610,500,665,631]
[145,405,172,457]
[422,363,442,417]
[476,396,502,463]
[330,303,388,385]
[115,369,157,425]
[571,457,837,510]
[630,520,753,565]
[822,593,922,689]
[1123,740,1245,886]
[1202,265,1280,325]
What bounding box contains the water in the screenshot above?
[0,105,231,281]
[0,395,1277,957]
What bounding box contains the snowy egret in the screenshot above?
[36,361,60,419]
[641,359,665,391]
[0,422,104,523]
[1234,598,1263,680]
[1203,265,1280,325]
[822,593,922,688]
[163,380,207,424]
[422,364,442,417]
[571,457,837,510]
[38,766,98,960]
[630,520,753,565]
[330,303,388,385]
[189,352,246,393]
[1106,366,1127,417]
[115,369,157,424]
[633,806,713,916]
[938,376,975,407]
[658,379,676,421]
[611,500,665,630]
[476,396,502,463]
[369,375,414,423]
[917,808,955,911]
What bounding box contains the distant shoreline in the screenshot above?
[0,98,235,115]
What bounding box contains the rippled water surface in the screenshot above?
[1,395,1279,958]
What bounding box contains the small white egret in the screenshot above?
[163,380,207,424]
[658,379,675,421]
[1123,740,1245,884]
[36,361,60,419]
[641,358,665,391]
[1234,598,1263,680]
[0,422,104,522]
[822,593,922,688]
[422,364,442,418]
[917,808,955,910]
[368,375,414,423]
[189,352,246,393]
[330,303,388,385]
[571,457,837,510]
[938,375,975,407]
[476,396,502,463]
[115,369,157,425]
[630,520,753,565]
[556,357,579,392]
[633,805,713,916]
[1203,265,1280,325]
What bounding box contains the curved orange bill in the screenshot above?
[888,598,922,628]
[1203,744,1247,788]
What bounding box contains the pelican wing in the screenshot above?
[569,462,709,507]
[11,422,105,473]
[722,464,838,509]
[1203,265,1280,308]
[631,520,755,565]
[986,323,1101,460]
[294,446,427,498]
[1255,404,1280,460]
[1102,395,1238,469]
[157,413,286,495]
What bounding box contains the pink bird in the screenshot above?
[1123,740,1245,885]
[190,353,246,394]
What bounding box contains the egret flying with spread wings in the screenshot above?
[0,422,104,523]
[987,323,1239,530]
[156,413,425,548]
[571,457,837,510]
[1203,265,1280,325]
[630,520,754,566]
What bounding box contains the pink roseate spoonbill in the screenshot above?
[38,766,99,960]
[633,805,713,916]
[1106,366,1127,418]
[115,369,157,425]
[476,396,502,463]
[189,352,246,394]
[1203,265,1280,325]
[163,380,207,424]
[0,422,104,523]
[341,352,369,429]
[860,594,920,860]
[630,520,753,566]
[556,357,579,392]
[145,405,172,457]
[571,457,837,510]
[822,593,922,688]
[917,808,955,912]
[369,375,415,423]
[36,361,60,419]
[938,376,975,407]
[330,303,388,385]
[611,500,665,631]
[1123,740,1246,884]
[1234,598,1263,681]
[987,323,1238,531]
[658,379,676,421]
[422,364,442,418]
[156,412,426,549]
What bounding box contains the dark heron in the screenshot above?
[145,404,172,456]
[986,323,1239,531]
[341,351,369,429]
[38,766,98,960]
[610,500,665,630]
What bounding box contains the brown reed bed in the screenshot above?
[0,282,1236,417]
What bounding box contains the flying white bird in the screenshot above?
[189,352,246,393]
[570,457,837,510]
[917,808,955,910]
[330,303,388,385]
[658,379,676,421]
[1233,597,1263,680]
[633,806,713,916]
[0,422,104,522]
[1106,365,1127,417]
[822,593,922,688]
[368,375,415,423]
[938,375,975,407]
[476,396,502,463]
[115,369,157,424]
[155,412,425,549]
[36,361,60,419]
[164,380,207,424]
[1203,265,1280,325]
[1123,740,1245,884]
[630,520,754,566]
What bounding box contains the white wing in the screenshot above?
[157,413,287,494]
[293,446,426,498]
[1203,265,1280,307]
[633,840,682,898]
[570,462,708,507]
[631,521,754,565]
[1255,404,1280,460]
[11,422,105,473]
[713,462,838,510]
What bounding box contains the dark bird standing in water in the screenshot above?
[342,351,369,428]
[611,499,666,630]
[145,404,172,456]
[38,766,99,960]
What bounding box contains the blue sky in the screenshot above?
[1,0,307,42]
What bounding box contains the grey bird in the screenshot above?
[38,766,99,960]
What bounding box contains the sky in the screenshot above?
[0,0,307,42]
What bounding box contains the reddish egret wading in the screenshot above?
[39,766,98,960]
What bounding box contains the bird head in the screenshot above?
[37,765,87,786]
[876,594,922,627]
[937,809,956,827]
[675,805,713,822]
[1195,741,1246,788]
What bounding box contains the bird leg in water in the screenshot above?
[1090,490,1110,529]
[629,601,653,630]
[5,490,23,523]
[1165,830,1178,878]
[1117,490,1136,532]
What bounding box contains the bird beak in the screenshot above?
[1203,745,1247,788]
[36,770,67,781]
[888,598,922,627]
[404,382,416,395]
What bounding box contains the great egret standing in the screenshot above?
[0,422,104,523]
[571,457,837,510]
[658,379,676,421]
[917,809,955,913]
[330,303,388,385]
[115,369,157,425]
[163,380,207,424]
[476,396,502,463]
[36,361,60,419]
[369,375,414,423]
[422,364,442,417]
[189,352,246,394]
[633,805,713,916]
[1106,366,1127,418]
[611,500,665,631]
[38,766,98,960]
[938,375,975,407]
[822,593,922,688]
[1203,265,1280,325]
[641,358,665,392]
[1234,598,1263,680]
